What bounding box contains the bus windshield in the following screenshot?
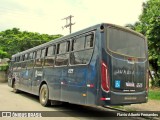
[107,27,146,58]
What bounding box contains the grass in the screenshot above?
[112,106,124,109]
[148,88,160,100]
[112,106,136,112]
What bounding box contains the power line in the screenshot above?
[62,15,75,34]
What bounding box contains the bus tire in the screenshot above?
[13,80,19,93]
[39,84,51,107]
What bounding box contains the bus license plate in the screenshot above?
[126,82,135,87]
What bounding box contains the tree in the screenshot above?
[0,49,9,58]
[125,22,140,31]
[126,0,160,87]
[0,28,63,58]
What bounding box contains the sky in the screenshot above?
[0,0,146,35]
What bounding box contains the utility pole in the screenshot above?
[62,15,75,34]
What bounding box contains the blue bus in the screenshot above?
[8,23,149,106]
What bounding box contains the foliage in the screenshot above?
[149,89,160,100]
[0,64,9,71]
[0,28,63,58]
[0,49,9,58]
[125,0,160,87]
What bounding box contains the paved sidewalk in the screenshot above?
[124,100,160,111]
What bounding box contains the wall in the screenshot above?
[0,71,7,83]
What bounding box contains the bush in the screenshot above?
[0,64,9,71]
[151,77,160,87]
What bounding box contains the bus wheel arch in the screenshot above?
[39,82,51,107]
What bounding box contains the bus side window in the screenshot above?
[55,42,69,66]
[16,56,22,70]
[29,52,33,59]
[20,54,27,69]
[28,52,34,68]
[33,51,36,59]
[44,45,55,67]
[12,57,16,62]
[14,57,17,62]
[41,49,45,66]
[36,50,41,59]
[70,33,94,65]
[21,55,27,69]
[15,57,17,62]
[56,44,60,54]
[35,50,42,67]
[67,41,70,52]
[72,36,85,51]
[47,45,55,56]
[41,49,45,58]
[24,54,28,60]
[17,56,20,62]
[20,55,24,61]
[57,42,67,54]
[45,47,48,57]
[85,34,94,48]
[19,56,22,61]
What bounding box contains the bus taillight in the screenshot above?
[101,61,110,92]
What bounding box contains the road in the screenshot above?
[0,83,146,120]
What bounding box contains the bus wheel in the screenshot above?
[39,84,51,107]
[13,81,19,93]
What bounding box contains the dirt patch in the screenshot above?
[124,100,160,111]
[150,87,160,91]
